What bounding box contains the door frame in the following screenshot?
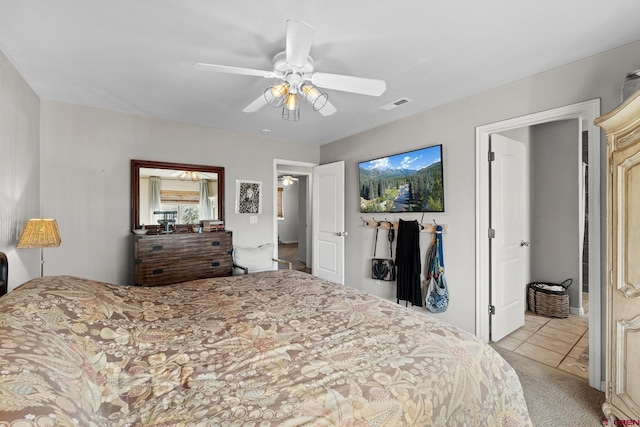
[475,99,602,390]
[273,159,317,266]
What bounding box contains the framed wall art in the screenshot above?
[235,180,262,214]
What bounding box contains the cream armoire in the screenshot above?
[595,90,640,422]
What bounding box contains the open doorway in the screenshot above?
[277,175,311,273]
[493,120,591,381]
[273,159,316,270]
[475,99,602,390]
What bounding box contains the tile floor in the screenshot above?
[494,303,589,380]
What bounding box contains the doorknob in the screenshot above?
[520,240,530,247]
[336,231,348,237]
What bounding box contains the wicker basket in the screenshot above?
[527,279,573,318]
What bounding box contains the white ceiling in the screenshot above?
[2,1,640,145]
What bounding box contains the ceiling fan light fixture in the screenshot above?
[282,93,300,121]
[179,171,200,181]
[282,175,295,188]
[196,20,388,122]
[264,82,290,108]
[264,81,289,108]
[301,83,328,111]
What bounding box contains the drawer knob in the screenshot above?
[152,268,164,275]
[211,241,220,246]
[211,262,220,267]
[152,245,164,251]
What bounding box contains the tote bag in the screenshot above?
[425,227,449,313]
[425,274,449,313]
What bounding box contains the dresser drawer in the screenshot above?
[134,255,232,286]
[135,232,231,261]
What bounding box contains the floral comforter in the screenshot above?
[0,270,531,426]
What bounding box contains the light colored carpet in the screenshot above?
[492,344,605,426]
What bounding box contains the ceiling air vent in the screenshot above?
[379,97,413,111]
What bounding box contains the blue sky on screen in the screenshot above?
[360,145,441,171]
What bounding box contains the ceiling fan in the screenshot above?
[194,20,386,120]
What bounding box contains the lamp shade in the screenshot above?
[282,93,300,121]
[301,83,328,111]
[264,82,289,108]
[17,219,61,248]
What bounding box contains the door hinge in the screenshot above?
[489,305,496,315]
[488,228,496,239]
[488,151,495,162]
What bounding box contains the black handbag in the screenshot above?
[371,226,396,281]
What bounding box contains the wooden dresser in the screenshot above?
[595,90,640,423]
[133,231,233,286]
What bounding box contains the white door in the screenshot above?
[312,161,345,284]
[490,134,528,341]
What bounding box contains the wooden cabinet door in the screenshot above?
[605,134,640,421]
[596,91,640,422]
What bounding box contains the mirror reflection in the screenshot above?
[131,160,225,231]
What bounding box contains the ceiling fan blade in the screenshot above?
[243,94,268,113]
[194,63,277,78]
[285,20,314,69]
[319,99,337,116]
[311,72,387,96]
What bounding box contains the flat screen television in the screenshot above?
[359,144,444,213]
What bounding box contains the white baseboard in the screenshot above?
[569,306,585,316]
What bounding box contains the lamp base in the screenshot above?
[40,247,44,277]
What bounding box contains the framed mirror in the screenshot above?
[131,159,225,232]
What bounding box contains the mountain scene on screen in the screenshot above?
[359,146,444,213]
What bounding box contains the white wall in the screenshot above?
[530,119,581,309]
[320,40,640,334]
[0,49,40,290]
[39,100,319,285]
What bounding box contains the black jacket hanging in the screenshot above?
[395,218,422,306]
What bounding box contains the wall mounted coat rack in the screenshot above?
[361,218,447,234]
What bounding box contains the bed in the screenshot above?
[0,270,531,426]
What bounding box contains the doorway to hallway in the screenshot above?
[475,99,602,390]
